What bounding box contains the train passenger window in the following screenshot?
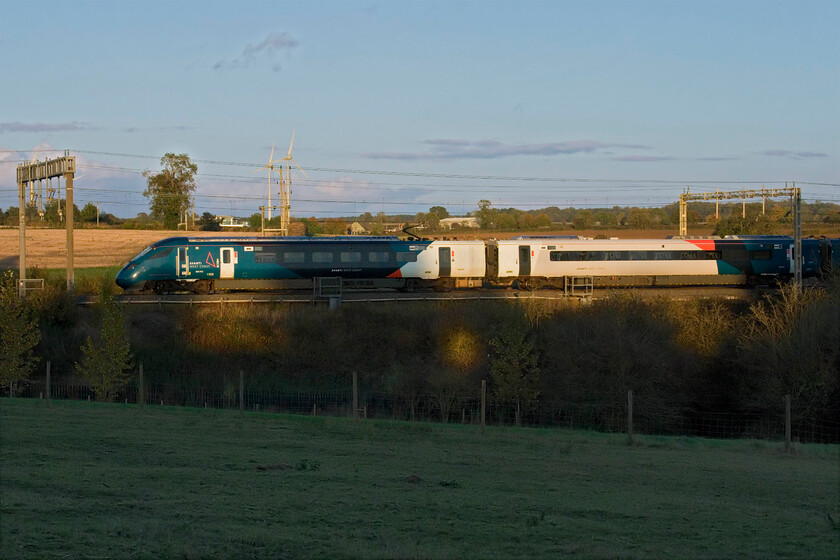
[312,252,333,263]
[750,250,772,260]
[254,252,276,264]
[654,252,673,260]
[704,251,722,260]
[283,252,304,263]
[396,252,417,263]
[608,252,624,261]
[549,251,568,261]
[628,251,648,260]
[368,252,390,263]
[680,252,698,260]
[340,252,362,263]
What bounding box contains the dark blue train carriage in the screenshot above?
[116,236,435,293]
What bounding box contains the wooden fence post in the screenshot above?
[784,394,791,453]
[627,389,634,445]
[138,362,144,406]
[352,371,359,420]
[46,361,51,405]
[481,379,486,434]
[239,371,244,412]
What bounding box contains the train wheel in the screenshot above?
[192,280,212,295]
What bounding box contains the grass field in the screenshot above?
[1,399,838,559]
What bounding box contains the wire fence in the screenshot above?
[9,376,839,445]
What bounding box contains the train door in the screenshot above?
[220,247,236,279]
[519,245,531,276]
[439,247,451,277]
[177,247,189,278]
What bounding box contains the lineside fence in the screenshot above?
[8,370,838,445]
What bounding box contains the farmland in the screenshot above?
[0,227,713,270]
[1,398,838,559]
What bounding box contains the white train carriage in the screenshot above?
[399,240,486,290]
[495,237,738,288]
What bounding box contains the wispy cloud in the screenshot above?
[366,139,652,161]
[758,150,829,159]
[214,32,299,72]
[0,121,93,133]
[612,155,675,162]
[123,125,194,133]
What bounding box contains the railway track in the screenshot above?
[78,286,771,306]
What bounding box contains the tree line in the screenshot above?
[3,152,839,233]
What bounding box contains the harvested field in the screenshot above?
[0,228,700,270]
[0,229,257,270]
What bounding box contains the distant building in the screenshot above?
[439,217,479,229]
[347,222,367,235]
[218,216,246,228]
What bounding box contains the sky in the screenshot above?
[1,0,838,220]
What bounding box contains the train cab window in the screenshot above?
[254,252,276,264]
[283,252,305,263]
[396,252,418,263]
[340,251,362,263]
[750,250,772,260]
[368,252,390,263]
[312,252,333,263]
[148,248,173,260]
[704,251,722,260]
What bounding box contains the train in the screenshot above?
[115,234,840,294]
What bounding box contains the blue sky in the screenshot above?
[1,0,838,219]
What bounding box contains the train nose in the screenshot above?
[115,263,140,290]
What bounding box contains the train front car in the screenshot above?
[116,237,185,292]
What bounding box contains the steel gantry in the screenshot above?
[678,185,802,285]
[16,151,77,294]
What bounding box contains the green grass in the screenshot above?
[1,399,838,559]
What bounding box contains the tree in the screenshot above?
[80,202,99,223]
[0,271,41,394]
[143,153,197,229]
[429,206,449,220]
[490,320,540,425]
[475,200,496,229]
[76,296,133,402]
[198,212,221,231]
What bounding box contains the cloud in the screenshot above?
[0,121,92,133]
[612,155,675,162]
[123,125,194,133]
[758,150,829,159]
[365,139,652,161]
[214,32,299,72]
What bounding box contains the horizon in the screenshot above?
[1,0,838,219]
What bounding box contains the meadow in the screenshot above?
[1,398,837,559]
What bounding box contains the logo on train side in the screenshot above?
[206,252,218,268]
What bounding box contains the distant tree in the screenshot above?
[535,213,551,228]
[476,200,496,229]
[323,218,348,235]
[143,153,197,229]
[490,320,540,425]
[80,202,99,223]
[247,213,263,229]
[198,212,221,231]
[0,271,41,395]
[76,295,133,402]
[429,206,449,220]
[573,209,595,229]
